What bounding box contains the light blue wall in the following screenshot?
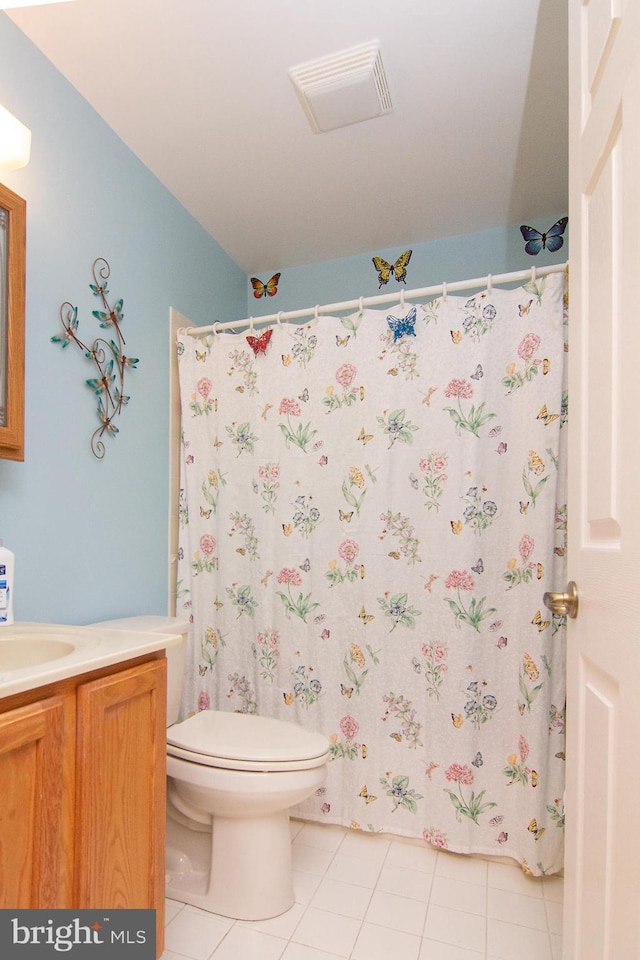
[0,14,246,624]
[245,226,568,319]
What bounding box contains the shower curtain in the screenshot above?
[176,269,567,876]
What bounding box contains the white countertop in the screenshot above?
[0,622,182,699]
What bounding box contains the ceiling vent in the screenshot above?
[289,41,392,134]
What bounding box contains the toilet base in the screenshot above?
[166,808,295,920]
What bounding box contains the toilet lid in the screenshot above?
[167,710,330,764]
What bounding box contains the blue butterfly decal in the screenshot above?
[387,306,417,342]
[519,217,568,256]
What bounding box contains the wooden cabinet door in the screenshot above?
[0,694,74,907]
[75,659,166,954]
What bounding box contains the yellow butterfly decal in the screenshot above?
[387,368,399,377]
[282,523,293,537]
[359,605,375,625]
[537,404,560,426]
[281,354,291,366]
[421,574,438,592]
[359,386,366,401]
[236,547,246,556]
[340,684,354,698]
[260,570,273,587]
[420,386,438,406]
[450,520,463,535]
[250,273,280,299]
[450,330,463,344]
[451,713,464,728]
[542,358,550,375]
[523,652,540,681]
[361,744,368,759]
[531,769,539,787]
[213,436,223,449]
[283,692,295,706]
[199,664,207,676]
[350,643,366,667]
[195,349,207,361]
[425,761,439,779]
[336,335,351,347]
[261,403,273,420]
[339,510,354,522]
[528,818,546,841]
[372,249,412,287]
[358,427,374,445]
[518,299,533,316]
[519,500,530,514]
[389,732,403,742]
[388,551,401,560]
[235,385,244,393]
[536,562,544,580]
[359,785,378,803]
[528,450,545,475]
[200,507,212,518]
[531,610,551,632]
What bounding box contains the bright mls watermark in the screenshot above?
[0,910,155,958]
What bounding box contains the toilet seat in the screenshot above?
[167,709,330,772]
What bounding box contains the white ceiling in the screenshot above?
[7,0,568,274]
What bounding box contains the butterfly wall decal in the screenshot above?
[250,273,281,298]
[372,249,413,287]
[246,327,273,356]
[387,305,417,342]
[519,217,568,256]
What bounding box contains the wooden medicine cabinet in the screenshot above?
[0,182,25,461]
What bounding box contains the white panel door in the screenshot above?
[564,1,640,958]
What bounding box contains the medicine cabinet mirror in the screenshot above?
[0,182,26,461]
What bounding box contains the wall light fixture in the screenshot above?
[0,104,31,169]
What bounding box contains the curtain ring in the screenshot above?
[400,288,405,309]
[248,316,254,331]
[531,265,537,283]
[213,322,221,335]
[314,305,320,320]
[359,296,364,312]
[276,311,283,327]
[441,281,447,302]
[487,274,493,295]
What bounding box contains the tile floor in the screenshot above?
[162,819,563,960]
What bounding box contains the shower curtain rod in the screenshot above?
[182,261,568,337]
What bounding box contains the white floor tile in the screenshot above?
[295,821,347,851]
[430,875,487,917]
[542,875,564,904]
[419,940,485,960]
[544,899,563,936]
[487,861,544,899]
[436,851,488,885]
[310,876,373,919]
[487,887,548,931]
[293,870,323,905]
[291,842,335,876]
[364,889,427,936]
[376,863,433,901]
[160,951,193,960]
[290,906,361,957]
[164,907,232,960]
[281,943,347,960]
[237,902,306,940]
[424,904,487,953]
[352,921,422,960]
[386,839,438,874]
[550,932,562,960]
[209,926,287,960]
[325,852,382,888]
[487,918,553,960]
[339,830,391,865]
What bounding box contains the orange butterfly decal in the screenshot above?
[246,327,273,356]
[250,273,281,299]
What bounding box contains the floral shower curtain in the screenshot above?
[176,269,567,876]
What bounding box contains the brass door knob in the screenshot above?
[543,581,579,619]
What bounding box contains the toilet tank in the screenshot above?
[89,615,188,726]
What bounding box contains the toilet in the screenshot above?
[91,615,330,920]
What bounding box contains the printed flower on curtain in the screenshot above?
[329,715,364,760]
[226,420,258,457]
[502,333,543,393]
[376,408,419,448]
[342,642,381,697]
[518,652,544,714]
[504,735,535,787]
[460,294,497,341]
[443,379,496,437]
[379,510,421,564]
[522,449,550,509]
[462,681,498,728]
[289,325,318,367]
[423,826,448,850]
[254,462,280,513]
[418,641,449,699]
[225,583,258,619]
[377,591,421,632]
[380,332,420,380]
[227,673,257,713]
[503,534,539,589]
[276,567,320,622]
[443,570,496,632]
[189,376,216,416]
[200,625,226,672]
[202,468,227,515]
[381,693,423,748]
[227,348,258,395]
[462,486,498,535]
[444,763,497,824]
[284,665,322,708]
[379,773,423,813]
[252,629,280,681]
[278,398,318,452]
[191,534,218,574]
[323,363,360,412]
[292,495,321,537]
[418,453,448,511]
[341,466,369,517]
[229,511,260,559]
[547,797,565,829]
[555,503,568,557]
[326,539,362,586]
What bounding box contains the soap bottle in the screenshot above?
[0,540,15,625]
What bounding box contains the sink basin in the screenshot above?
[0,635,76,669]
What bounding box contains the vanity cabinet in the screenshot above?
[0,654,166,958]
